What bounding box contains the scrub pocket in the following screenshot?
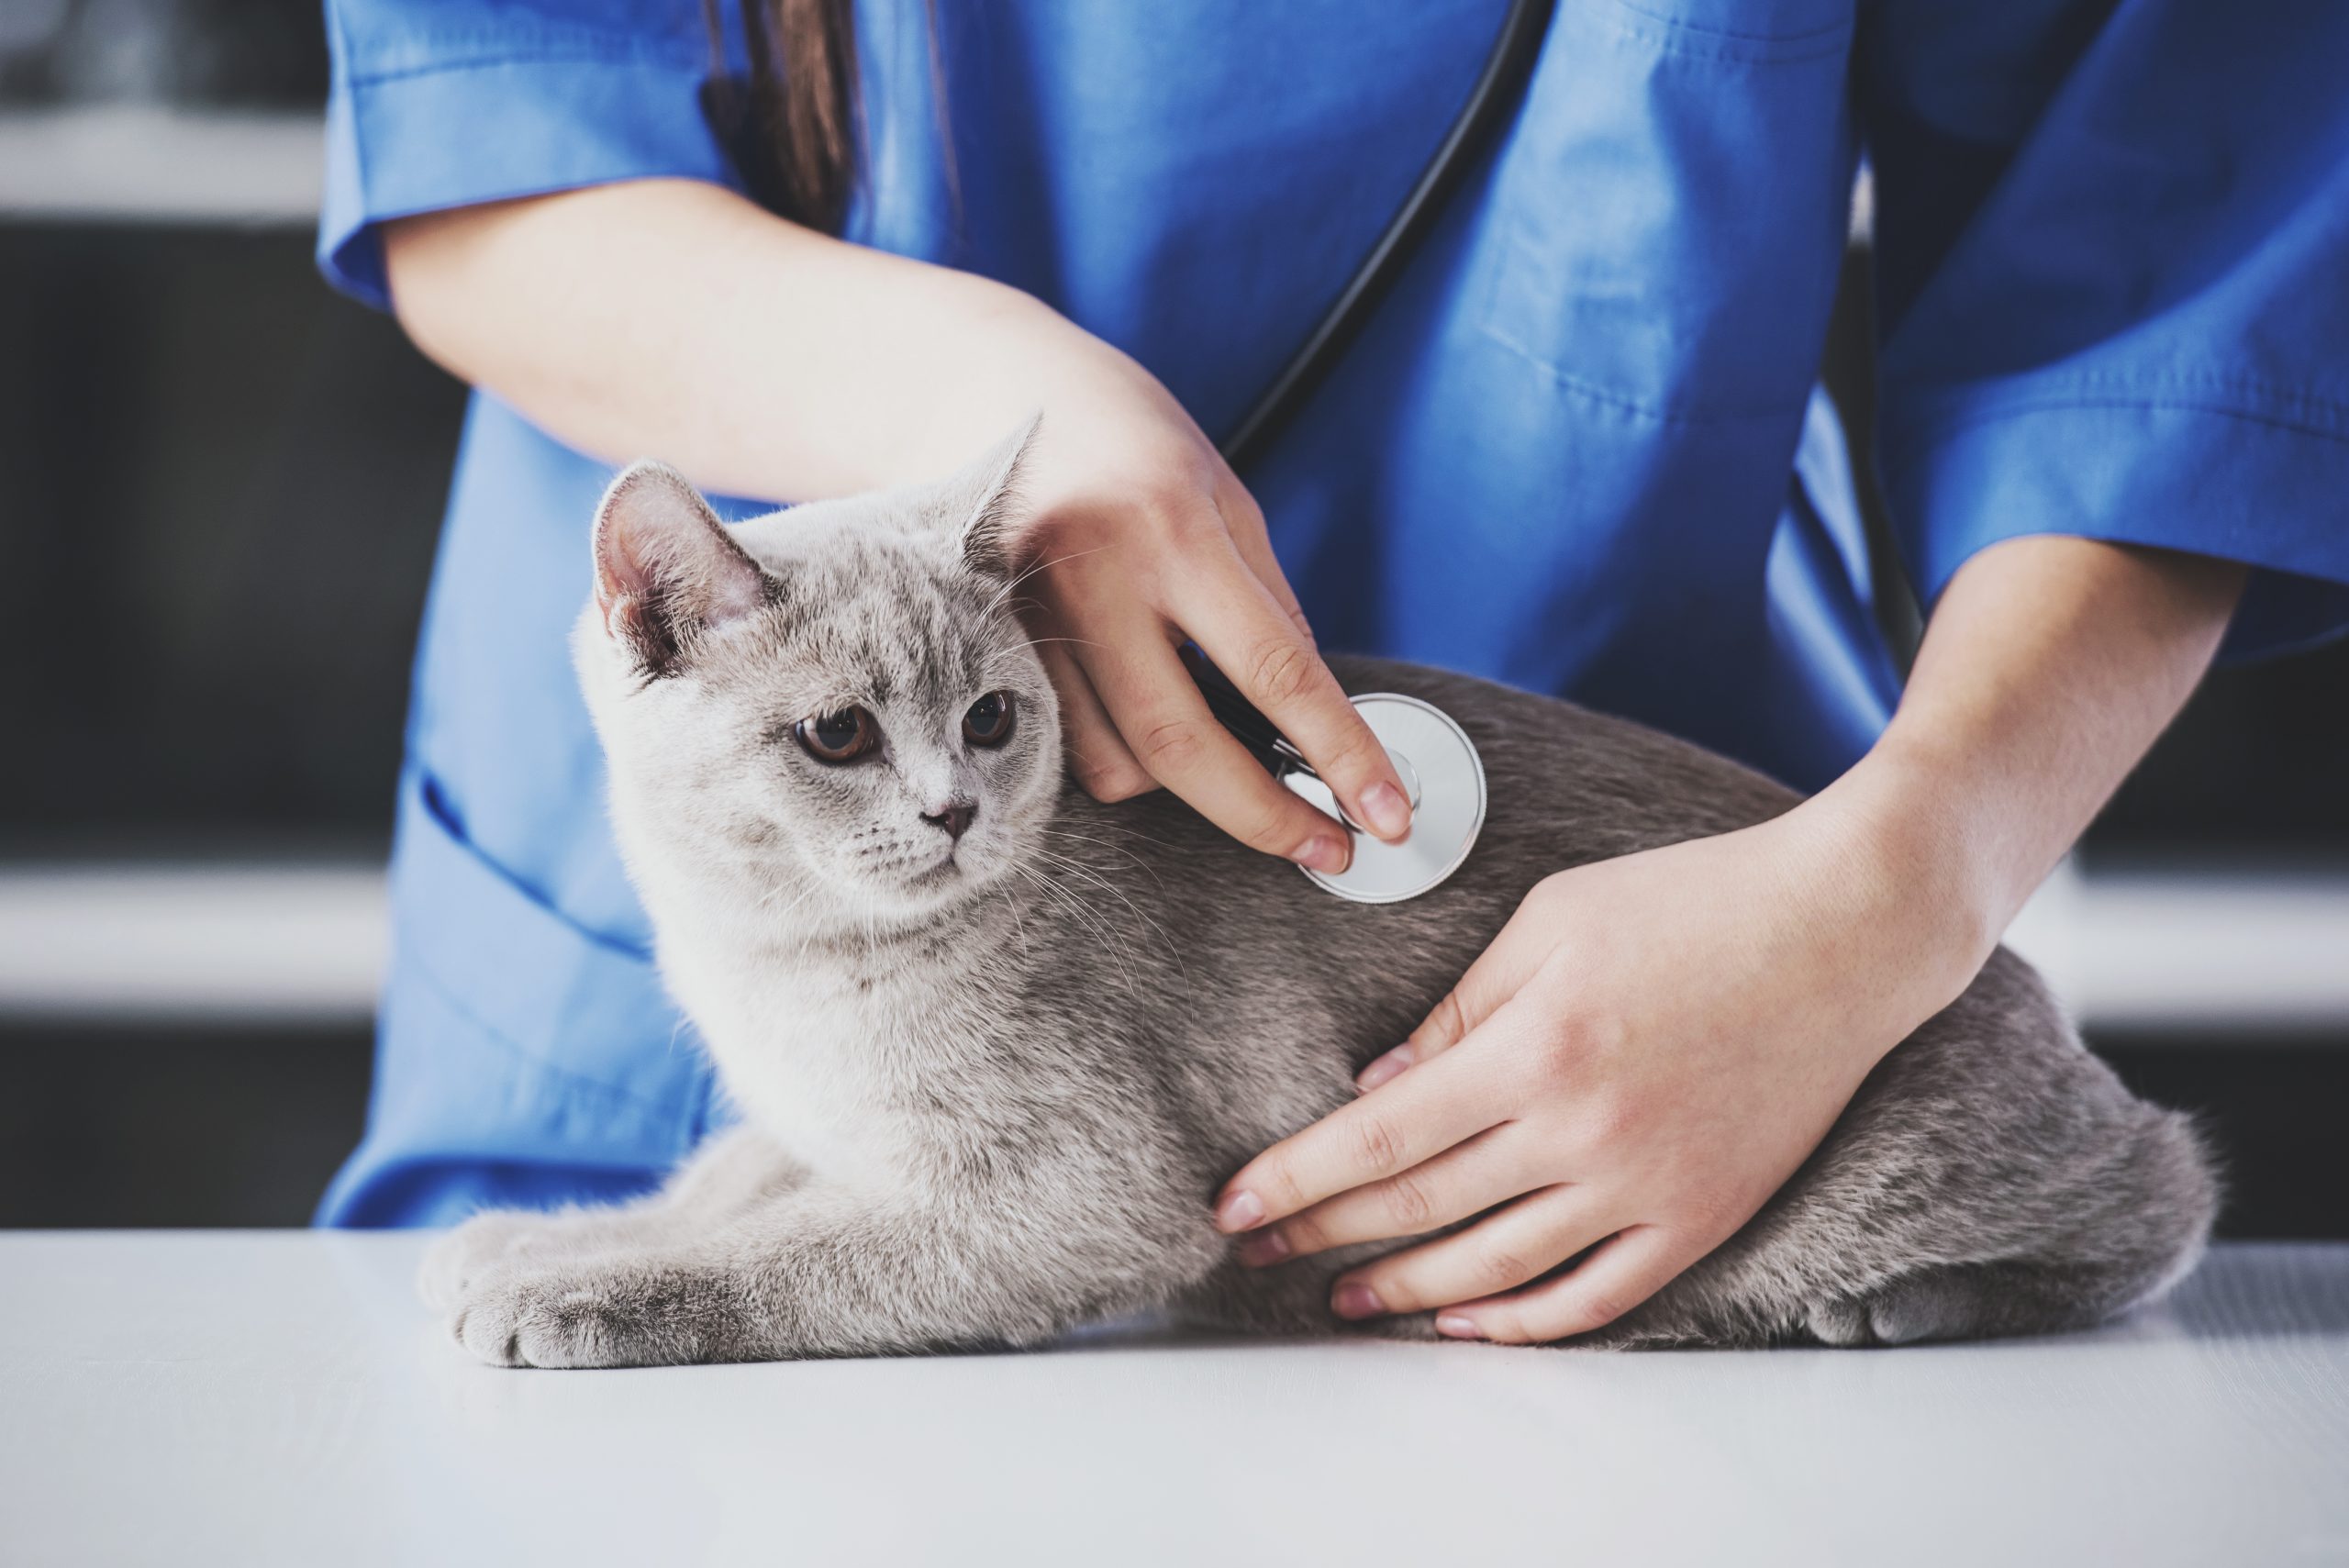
[316,767,720,1227]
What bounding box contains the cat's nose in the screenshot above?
[921,799,977,842]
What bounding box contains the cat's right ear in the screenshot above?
[950,412,1043,578]
[592,462,769,675]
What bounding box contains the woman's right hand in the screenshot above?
[384,179,1407,865]
[972,297,1412,871]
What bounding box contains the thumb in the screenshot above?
[1356,893,1555,1093]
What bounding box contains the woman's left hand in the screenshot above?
[1210,790,1994,1343]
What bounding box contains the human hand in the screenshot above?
[1209,795,1993,1341]
[970,298,1411,870]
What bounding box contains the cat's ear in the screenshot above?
[943,412,1042,579]
[592,462,769,674]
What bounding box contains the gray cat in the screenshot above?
[421,426,2217,1366]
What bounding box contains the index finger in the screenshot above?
[1216,480,1315,642]
[1212,1052,1493,1232]
[1077,631,1360,874]
[1175,550,1413,845]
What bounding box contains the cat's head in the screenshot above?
[573,420,1063,929]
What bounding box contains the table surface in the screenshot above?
[4,1233,2345,1567]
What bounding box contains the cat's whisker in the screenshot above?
[984,544,1109,615]
[1030,846,1188,996]
[1030,846,1158,936]
[1043,818,1182,851]
[754,875,826,920]
[1011,862,1140,997]
[982,593,1046,628]
[979,638,1107,684]
[1038,827,1169,892]
[991,877,1031,952]
[989,634,1105,656]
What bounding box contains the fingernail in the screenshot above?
[1236,1231,1291,1267]
[1215,1190,1265,1231]
[1331,1282,1384,1319]
[1354,1045,1415,1094]
[1291,835,1349,874]
[1359,781,1411,841]
[1436,1314,1485,1340]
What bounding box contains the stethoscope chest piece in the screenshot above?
[1280,694,1486,904]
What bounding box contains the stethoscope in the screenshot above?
[1189,0,1551,903]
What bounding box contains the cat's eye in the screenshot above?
[795,706,879,764]
[963,690,1017,749]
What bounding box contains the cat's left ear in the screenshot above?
[593,462,769,675]
[942,412,1042,579]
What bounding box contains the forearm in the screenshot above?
[1819,535,2245,980]
[384,178,1078,500]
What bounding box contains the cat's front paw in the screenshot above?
[446,1263,718,1369]
[417,1212,551,1311]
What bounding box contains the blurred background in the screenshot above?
[2,0,2343,1236]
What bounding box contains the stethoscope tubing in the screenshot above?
[1214,0,1555,473]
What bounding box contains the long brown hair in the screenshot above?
[702,0,862,233]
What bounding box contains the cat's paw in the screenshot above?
[1803,1260,2133,1348]
[445,1264,711,1369]
[417,1212,552,1311]
[1802,1273,1992,1347]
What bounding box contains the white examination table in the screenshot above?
[3,1232,2343,1565]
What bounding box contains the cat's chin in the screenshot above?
[913,853,1021,906]
[901,858,966,896]
[825,854,1008,925]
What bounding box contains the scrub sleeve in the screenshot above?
[318,0,737,308]
[1861,1,2349,654]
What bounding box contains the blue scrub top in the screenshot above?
[314,0,2349,1227]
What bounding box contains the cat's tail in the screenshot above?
[2087,1098,2222,1320]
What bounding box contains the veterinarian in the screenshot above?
[317,0,2348,1340]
